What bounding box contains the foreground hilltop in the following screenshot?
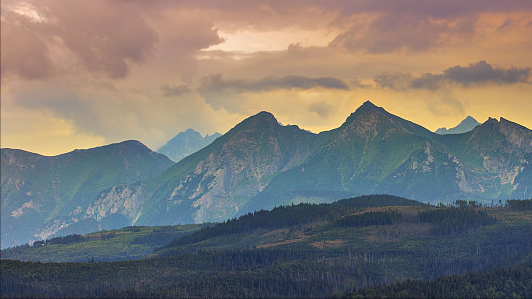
[2,196,532,298]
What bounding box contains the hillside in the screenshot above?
[0,141,174,248]
[137,111,321,225]
[1,224,205,262]
[2,196,532,298]
[343,261,532,298]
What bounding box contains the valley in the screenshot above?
[2,196,532,298]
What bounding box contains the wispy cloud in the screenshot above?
[199,74,350,92]
[161,84,192,97]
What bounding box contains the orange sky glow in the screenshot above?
[2,0,532,155]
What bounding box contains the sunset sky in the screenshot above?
[2,0,532,155]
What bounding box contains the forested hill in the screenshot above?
[3,198,532,298]
[157,194,423,252]
[340,261,532,298]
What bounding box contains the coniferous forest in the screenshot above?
[2,195,532,298]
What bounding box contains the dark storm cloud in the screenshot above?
[161,84,192,97]
[199,74,350,92]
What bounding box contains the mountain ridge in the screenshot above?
[1,140,174,248]
[3,101,532,247]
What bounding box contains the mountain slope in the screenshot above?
[137,112,321,225]
[1,141,174,248]
[435,116,480,134]
[251,101,466,206]
[157,129,221,162]
[91,102,532,228]
[253,103,532,206]
[4,102,531,247]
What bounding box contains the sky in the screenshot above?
[1,0,532,156]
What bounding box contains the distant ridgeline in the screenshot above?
[157,129,221,162]
[2,196,532,298]
[435,116,481,135]
[2,101,532,248]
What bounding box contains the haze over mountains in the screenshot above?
[157,129,221,162]
[2,101,532,248]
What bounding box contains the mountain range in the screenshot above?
[435,116,481,134]
[157,129,221,162]
[2,101,531,247]
[1,141,174,248]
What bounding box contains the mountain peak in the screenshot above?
[157,129,220,162]
[435,116,480,135]
[255,111,277,120]
[356,100,382,113]
[362,100,377,108]
[342,101,387,124]
[238,111,279,128]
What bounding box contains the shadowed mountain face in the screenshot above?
[157,129,221,162]
[137,112,321,225]
[1,141,174,248]
[3,102,532,247]
[435,116,480,135]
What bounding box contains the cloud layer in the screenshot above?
[200,74,350,92]
[2,0,532,155]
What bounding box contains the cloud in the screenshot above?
[374,72,414,90]
[411,61,530,89]
[199,73,350,92]
[1,0,224,80]
[350,80,372,89]
[331,12,463,53]
[0,10,53,80]
[308,101,333,118]
[374,61,530,90]
[161,84,192,97]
